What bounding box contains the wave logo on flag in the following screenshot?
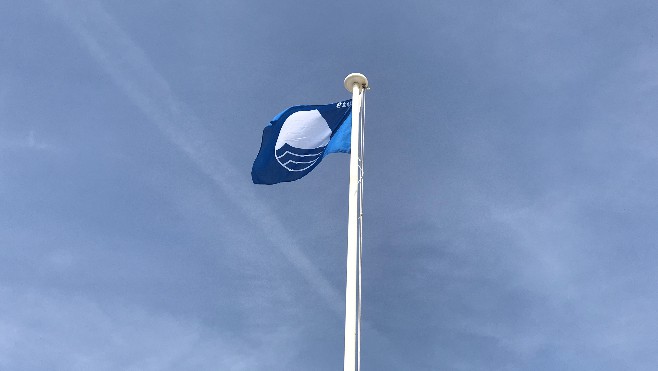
[252,100,352,184]
[275,110,329,171]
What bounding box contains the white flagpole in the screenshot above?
[343,73,368,371]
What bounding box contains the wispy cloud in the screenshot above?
[0,130,54,152]
[42,0,343,313]
[0,285,295,371]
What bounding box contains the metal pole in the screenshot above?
[343,73,368,371]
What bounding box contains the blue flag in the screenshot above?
[252,100,352,184]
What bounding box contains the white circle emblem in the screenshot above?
[275,110,332,172]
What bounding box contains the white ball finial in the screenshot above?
[344,73,368,92]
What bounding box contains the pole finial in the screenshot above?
[344,73,368,92]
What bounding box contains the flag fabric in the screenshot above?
[252,100,352,184]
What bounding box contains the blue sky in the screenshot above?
[2,0,658,370]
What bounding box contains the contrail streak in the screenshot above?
[44,0,343,314]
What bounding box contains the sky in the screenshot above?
[2,0,658,370]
